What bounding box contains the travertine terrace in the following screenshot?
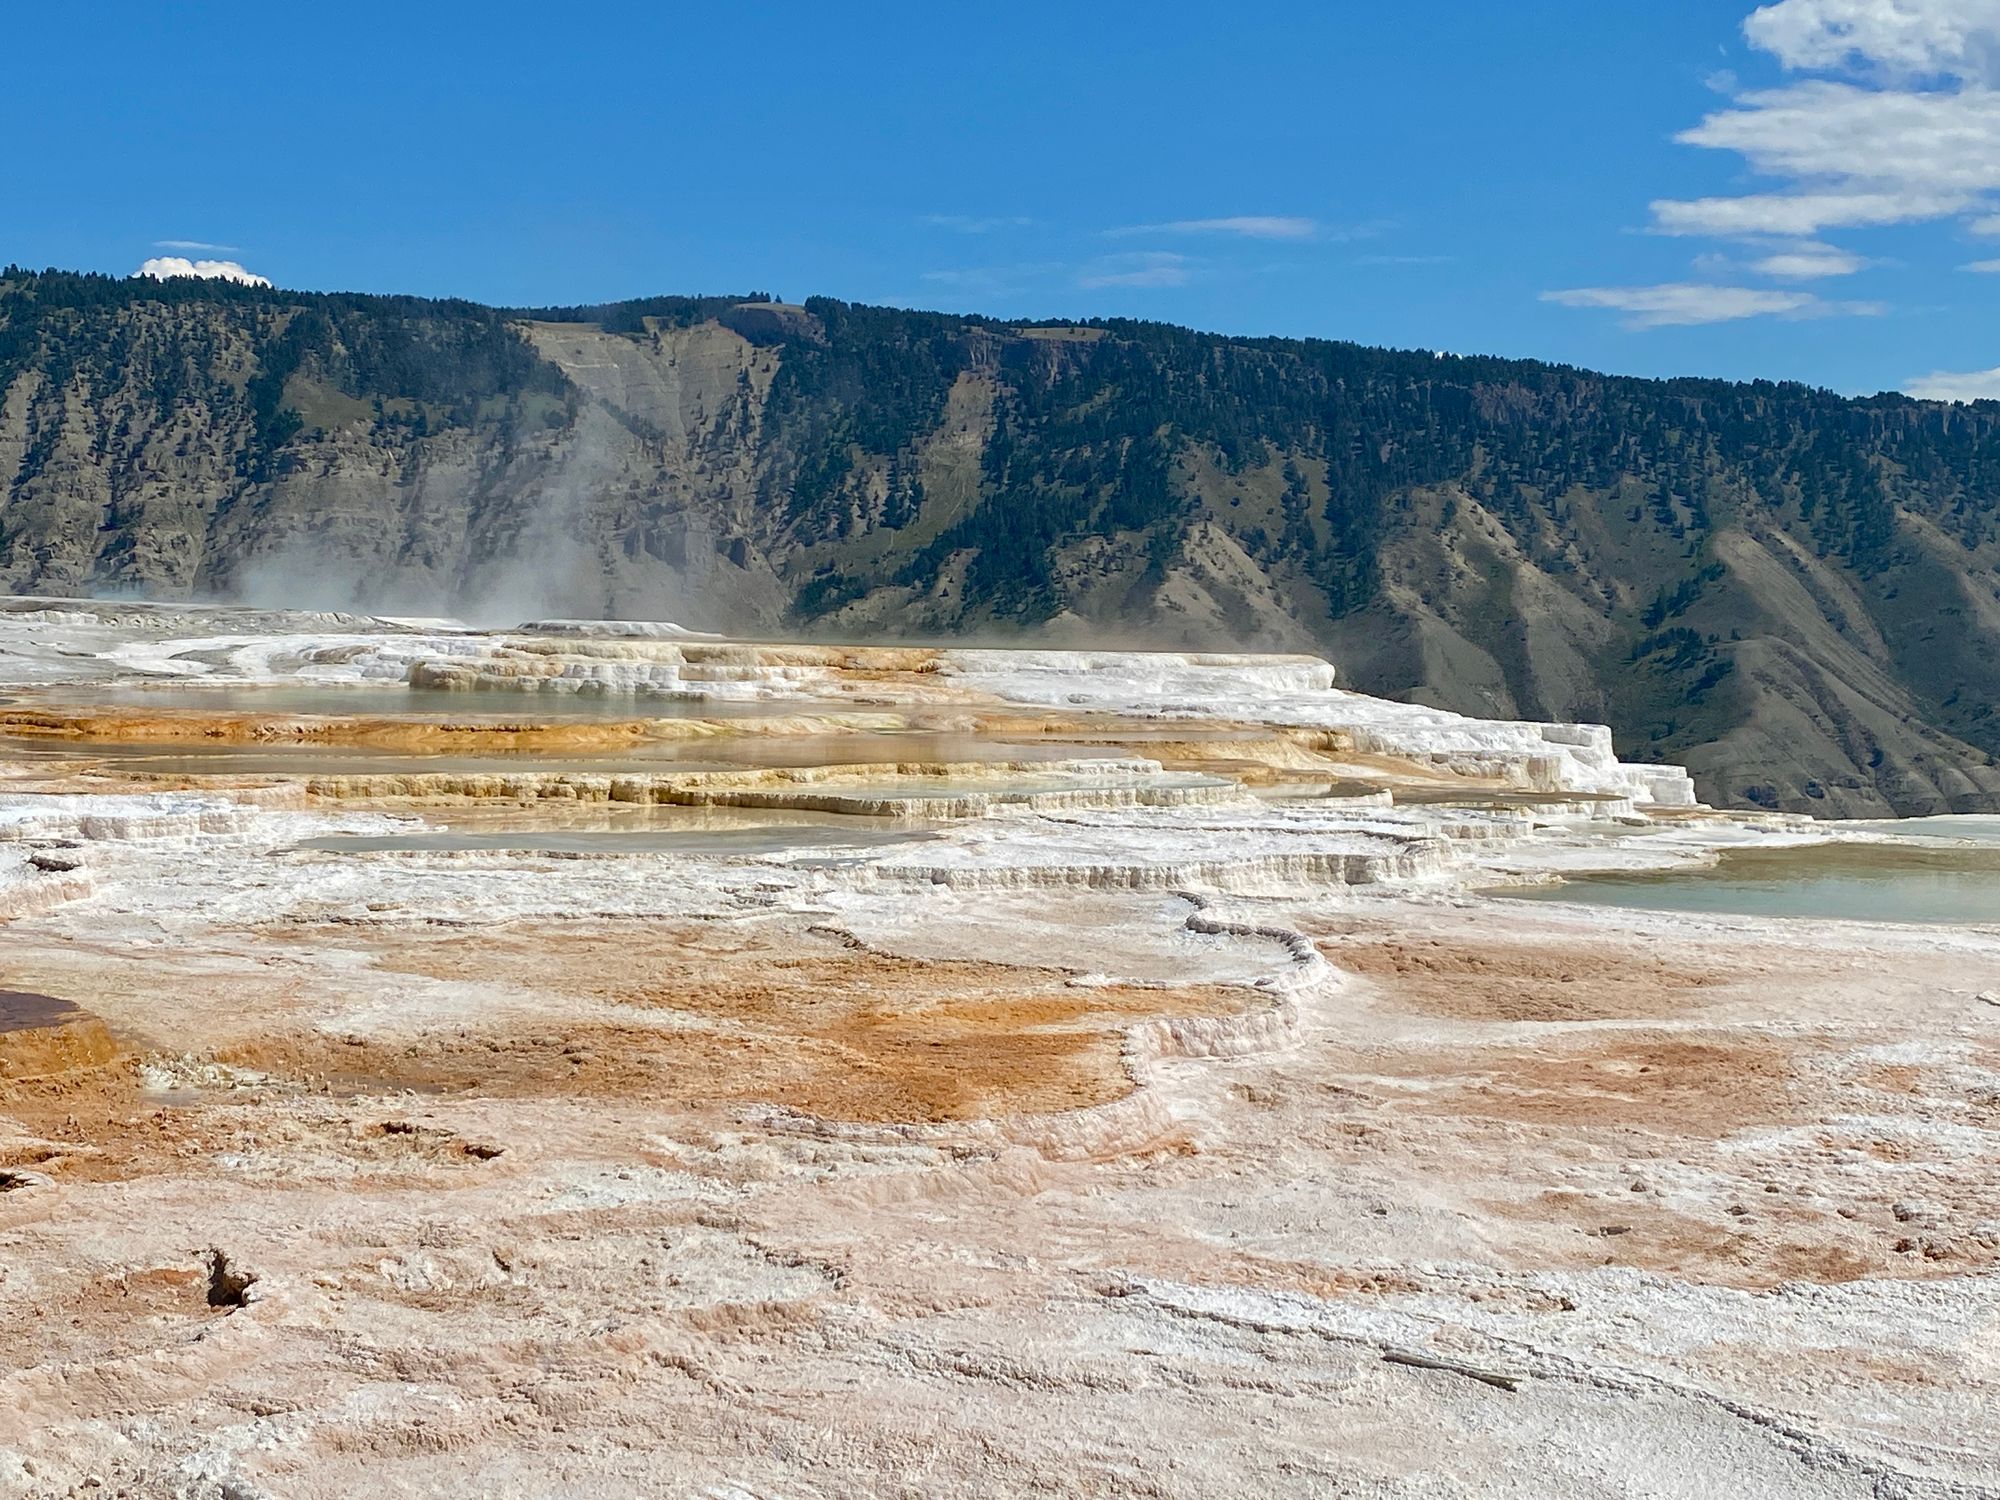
[0,598,1995,1499]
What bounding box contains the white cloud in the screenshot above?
[153,238,239,252]
[1964,256,2000,269]
[1904,363,2000,400]
[1744,0,2000,81]
[1649,5,2000,240]
[1540,281,1880,327]
[1682,81,2000,196]
[133,256,271,287]
[1563,3,2000,342]
[1653,187,1969,236]
[1078,251,1193,289]
[1749,238,1871,275]
[1653,83,2000,236]
[1110,216,1318,240]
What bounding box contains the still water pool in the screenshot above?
[294,804,937,857]
[1504,839,2000,925]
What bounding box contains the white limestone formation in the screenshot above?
[0,600,1993,1500]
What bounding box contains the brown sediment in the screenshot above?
[0,936,1241,1199]
[0,920,1247,1135]
[1254,903,2000,1290]
[0,697,1580,833]
[1315,933,1729,1022]
[287,755,1203,806]
[1199,1255,1435,1301]
[1411,1033,1804,1134]
[0,990,122,1083]
[323,924,1248,1124]
[239,1016,1139,1124]
[0,699,1514,803]
[1481,1184,1893,1289]
[0,1019,121,1082]
[0,1051,180,1186]
[0,1259,220,1377]
[0,706,772,752]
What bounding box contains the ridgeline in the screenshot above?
[4,266,1998,814]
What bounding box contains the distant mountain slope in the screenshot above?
[4,266,1999,815]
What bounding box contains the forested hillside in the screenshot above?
[4,266,1999,815]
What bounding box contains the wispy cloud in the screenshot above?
[1554,1,2000,341]
[1964,257,2000,273]
[133,256,271,287]
[1108,215,1319,241]
[921,214,1035,234]
[1747,238,1870,277]
[1541,281,1881,328]
[1077,251,1193,289]
[1652,185,1972,238]
[153,238,239,253]
[1905,365,2000,403]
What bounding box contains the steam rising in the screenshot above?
[227,405,712,629]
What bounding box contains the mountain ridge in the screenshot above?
[4,265,1998,815]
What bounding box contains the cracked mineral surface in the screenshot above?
[0,600,1994,1499]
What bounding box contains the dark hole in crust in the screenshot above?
[203,1249,257,1310]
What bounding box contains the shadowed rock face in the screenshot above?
[5,271,2000,814]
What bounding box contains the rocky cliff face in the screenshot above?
[4,268,1999,815]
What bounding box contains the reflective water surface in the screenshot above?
[0,730,1088,778]
[1505,840,2000,925]
[28,682,794,720]
[1846,815,2000,845]
[295,804,939,857]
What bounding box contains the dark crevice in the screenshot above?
[203,1249,257,1310]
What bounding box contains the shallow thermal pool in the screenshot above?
[1844,814,2000,845]
[0,729,1090,779]
[296,826,934,857]
[20,682,800,720]
[1504,838,2000,925]
[295,805,939,857]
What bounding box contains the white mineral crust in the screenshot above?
[0,601,1989,1499]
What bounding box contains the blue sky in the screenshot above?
[6,0,1996,397]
